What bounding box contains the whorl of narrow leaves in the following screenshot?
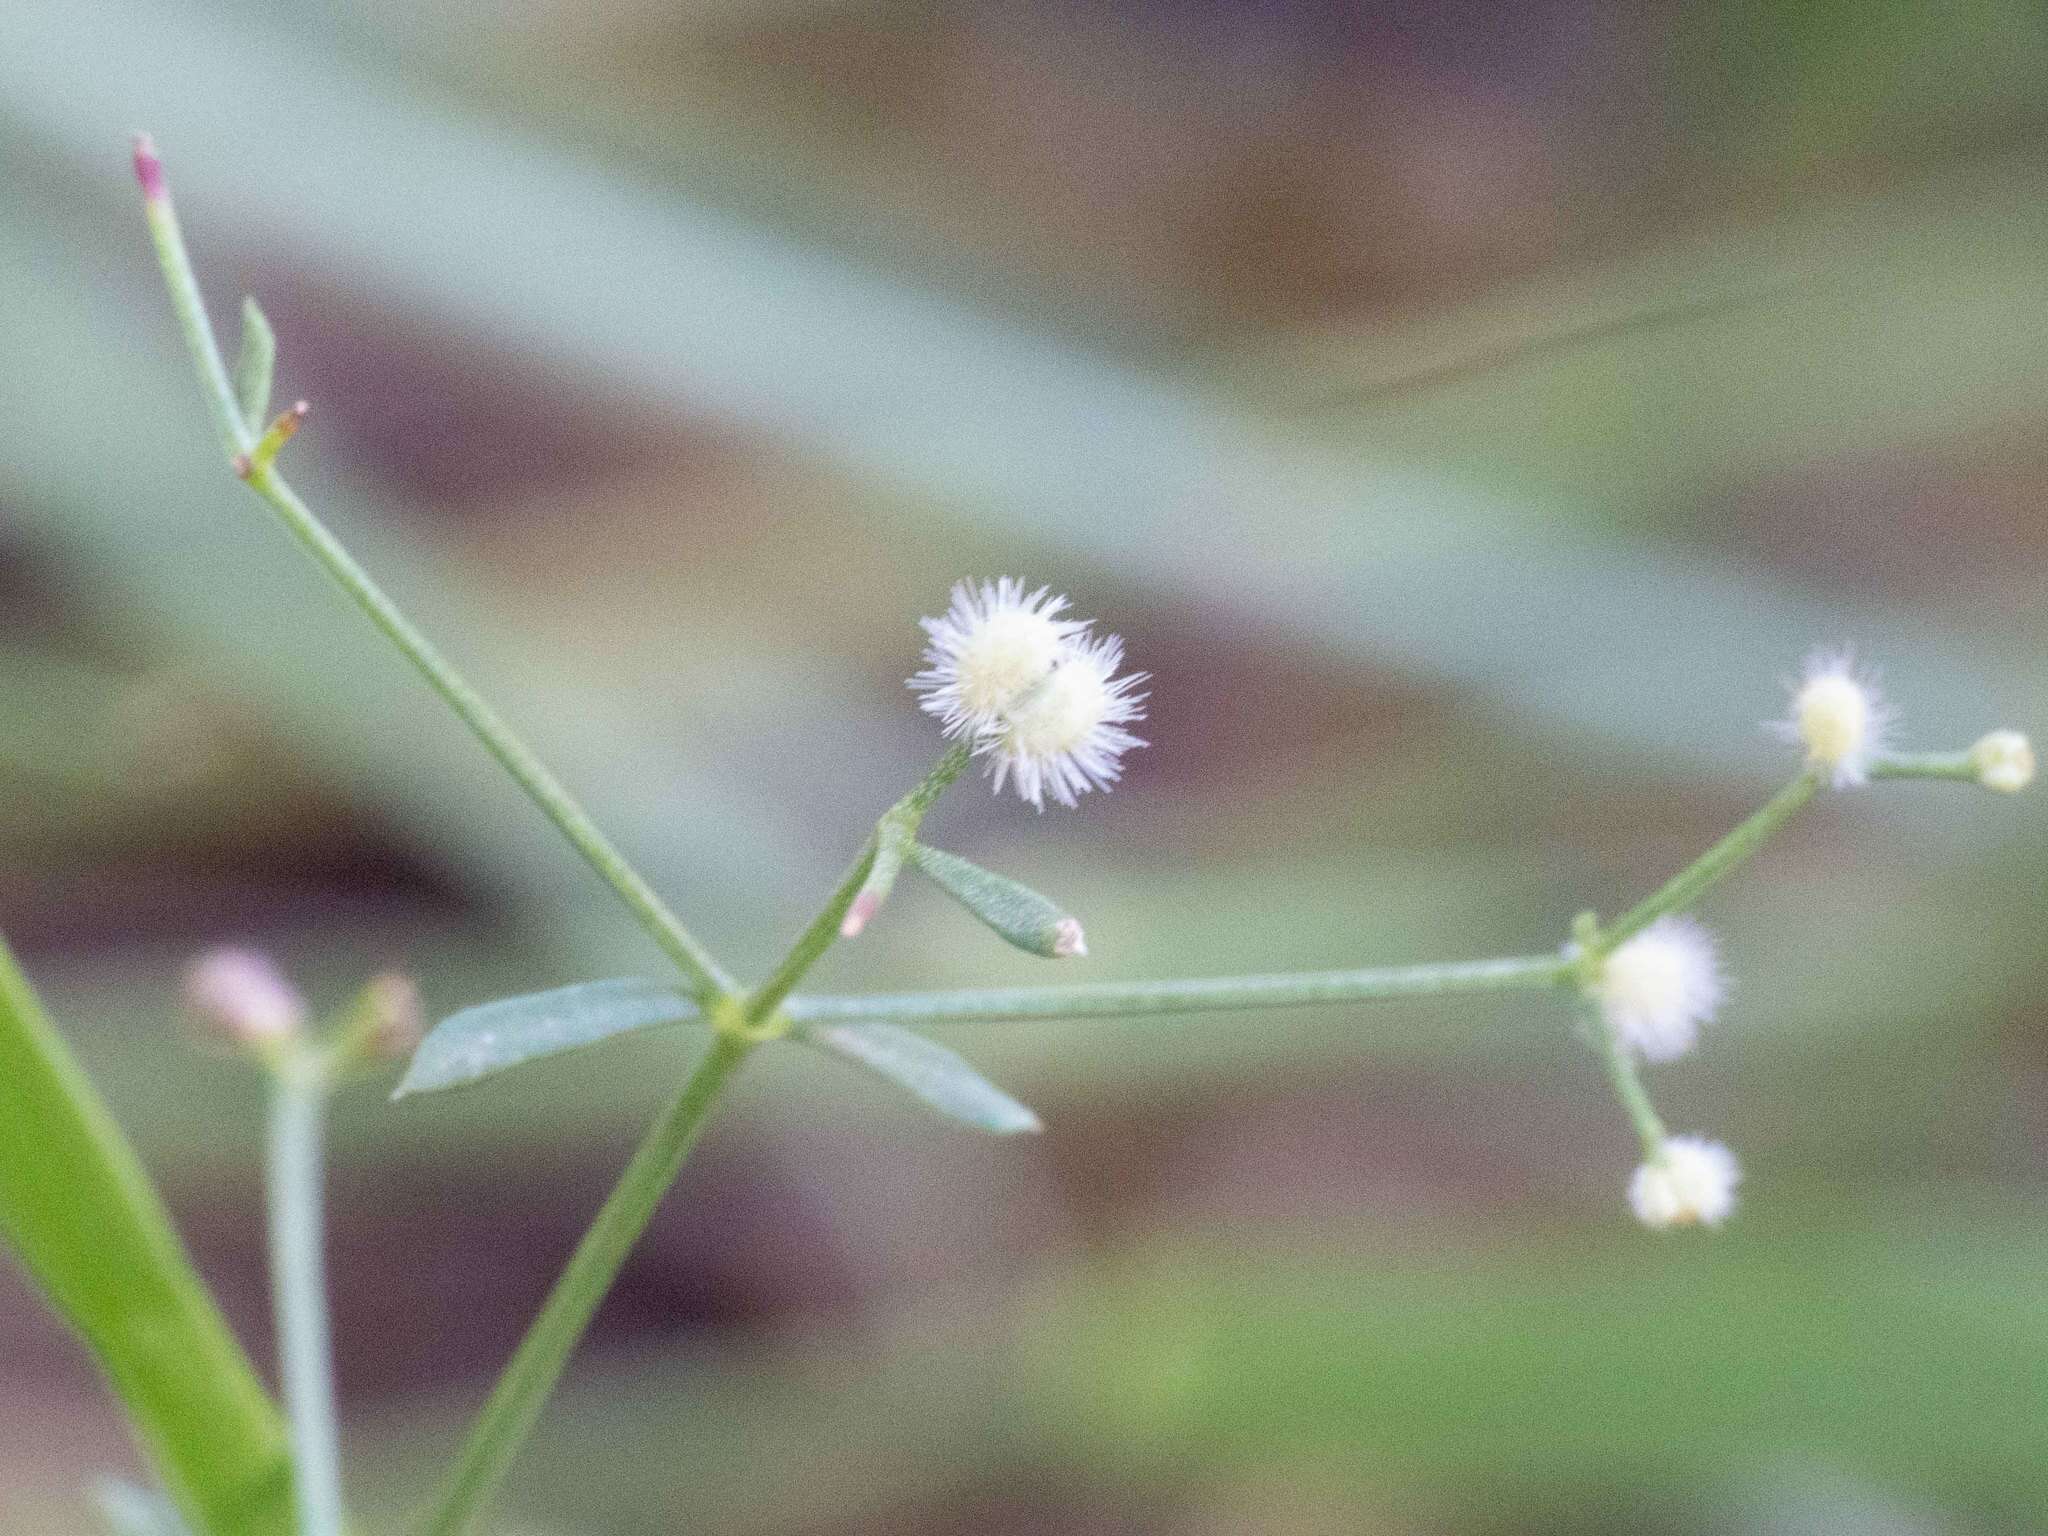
[395,978,698,1097]
[908,842,1084,958]
[801,1021,1041,1135]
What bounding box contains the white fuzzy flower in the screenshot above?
[1591,916,1725,1063]
[1628,1135,1741,1230]
[985,630,1148,809]
[910,579,1086,737]
[1970,729,2035,793]
[910,579,1147,810]
[1774,650,1892,788]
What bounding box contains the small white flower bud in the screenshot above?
[1590,916,1725,1063]
[1970,730,2034,793]
[1628,1135,1741,1230]
[1774,650,1891,788]
[184,947,305,1051]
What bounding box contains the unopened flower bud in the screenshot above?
[359,972,424,1061]
[184,947,305,1051]
[1970,730,2034,793]
[1628,1135,1740,1230]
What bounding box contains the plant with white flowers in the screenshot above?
[0,136,2036,1536]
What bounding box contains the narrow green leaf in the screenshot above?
[395,978,698,1098]
[801,1022,1041,1135]
[0,933,294,1536]
[234,297,275,433]
[94,1480,192,1536]
[908,842,1083,959]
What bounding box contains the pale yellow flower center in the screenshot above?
[1796,673,1869,767]
[1004,661,1110,757]
[953,611,1064,717]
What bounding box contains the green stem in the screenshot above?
[137,140,251,464]
[242,467,736,1004]
[0,932,294,1536]
[786,953,1573,1027]
[420,1032,754,1536]
[1869,750,1979,782]
[1600,772,1820,951]
[267,1055,344,1536]
[138,143,734,1007]
[1589,1004,1666,1159]
[742,744,970,1027]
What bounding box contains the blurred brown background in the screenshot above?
[3,1,2047,1531]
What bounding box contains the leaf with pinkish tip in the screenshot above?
[907,842,1084,959]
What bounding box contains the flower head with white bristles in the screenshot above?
[911,579,1088,738]
[1970,730,2035,793]
[1628,1135,1741,1230]
[1590,916,1725,1063]
[910,579,1147,810]
[1774,649,1892,788]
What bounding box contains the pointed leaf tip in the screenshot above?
[394,977,699,1097]
[803,1022,1041,1135]
[908,843,1081,959]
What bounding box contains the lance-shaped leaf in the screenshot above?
[395,977,698,1098]
[908,842,1085,959]
[801,1022,1041,1135]
[233,297,274,433]
[95,1481,192,1536]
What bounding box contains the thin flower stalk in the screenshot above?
[265,1049,344,1536]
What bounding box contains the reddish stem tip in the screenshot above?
[131,133,165,202]
[840,889,881,939]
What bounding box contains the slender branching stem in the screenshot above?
[787,953,1574,1026]
[1587,1005,1666,1159]
[136,131,2023,1536]
[266,1052,344,1536]
[1600,770,1821,952]
[136,138,250,463]
[420,1032,754,1536]
[247,462,735,1004]
[135,137,733,1007]
[741,743,970,1028]
[1870,750,1979,782]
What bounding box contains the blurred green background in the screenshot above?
[4,0,2047,1531]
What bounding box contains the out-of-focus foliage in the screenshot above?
[1,1,2045,1531]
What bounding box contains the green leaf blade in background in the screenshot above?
[396,977,700,1097]
[801,1022,1041,1136]
[0,935,293,1536]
